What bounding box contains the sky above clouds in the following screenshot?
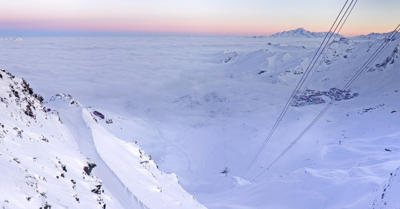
[0,0,399,36]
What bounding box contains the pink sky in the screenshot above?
[0,0,399,36]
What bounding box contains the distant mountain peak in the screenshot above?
[350,31,400,40]
[269,28,343,38]
[293,27,306,31]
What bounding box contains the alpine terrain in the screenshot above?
[0,29,399,208]
[0,69,206,208]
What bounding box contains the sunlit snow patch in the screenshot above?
[232,176,252,187]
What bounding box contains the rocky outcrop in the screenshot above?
[369,44,400,72]
[0,69,108,209]
[370,167,400,208]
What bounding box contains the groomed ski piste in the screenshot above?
[1,28,400,208]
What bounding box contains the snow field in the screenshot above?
[1,33,400,208]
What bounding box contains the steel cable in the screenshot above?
[242,0,353,177]
[252,25,400,181]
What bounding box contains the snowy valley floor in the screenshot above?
[1,36,400,208]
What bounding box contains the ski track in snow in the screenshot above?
[154,124,196,176]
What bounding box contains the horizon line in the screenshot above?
[0,28,390,38]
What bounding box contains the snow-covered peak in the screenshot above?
[269,28,343,38]
[351,32,385,40]
[350,31,400,40]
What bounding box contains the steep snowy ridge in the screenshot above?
[0,69,109,209]
[370,166,400,208]
[370,43,399,72]
[0,70,207,209]
[47,94,206,209]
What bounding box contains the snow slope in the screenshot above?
[0,70,112,209]
[0,70,206,208]
[370,166,400,208]
[1,34,400,208]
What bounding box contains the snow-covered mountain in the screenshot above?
[269,28,343,38]
[351,31,400,41]
[351,32,386,40]
[0,69,206,209]
[1,35,400,209]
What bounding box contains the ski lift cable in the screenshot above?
[341,27,399,91]
[243,0,352,177]
[242,0,353,177]
[297,0,356,91]
[252,25,400,181]
[252,26,400,181]
[304,0,358,89]
[343,26,400,90]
